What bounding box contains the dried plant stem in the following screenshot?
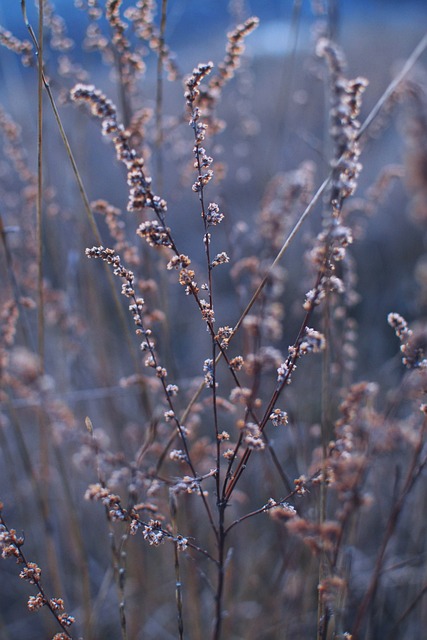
[4,398,64,596]
[88,418,128,639]
[390,583,427,636]
[213,506,226,640]
[53,442,94,639]
[0,210,34,348]
[0,511,74,638]
[176,173,330,446]
[223,267,325,501]
[21,0,153,419]
[352,419,427,637]
[35,6,58,625]
[155,0,168,188]
[36,0,44,368]
[317,282,332,640]
[268,0,303,172]
[357,31,427,140]
[170,495,184,640]
[110,530,128,640]
[177,32,427,507]
[225,28,427,351]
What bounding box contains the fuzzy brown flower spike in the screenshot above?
[208,17,259,96]
[0,26,33,66]
[70,84,166,215]
[388,312,427,369]
[316,37,368,209]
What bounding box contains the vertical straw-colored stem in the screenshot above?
[36,0,44,368]
[170,491,184,640]
[317,275,331,640]
[35,0,64,603]
[155,0,167,191]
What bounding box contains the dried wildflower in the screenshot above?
[388,312,427,368]
[167,254,191,270]
[203,358,215,388]
[223,448,235,460]
[195,146,213,170]
[170,449,187,463]
[206,202,224,226]
[49,598,65,612]
[125,0,179,81]
[300,328,326,354]
[166,384,179,397]
[171,475,206,496]
[0,526,24,559]
[136,220,172,248]
[229,387,251,403]
[269,409,289,427]
[178,268,198,292]
[155,366,167,379]
[316,38,368,207]
[143,520,165,546]
[328,275,345,294]
[229,356,244,371]
[277,361,294,384]
[294,476,308,496]
[208,17,259,95]
[106,0,145,93]
[71,84,166,213]
[144,355,155,368]
[243,423,265,450]
[20,562,41,584]
[0,26,33,66]
[27,594,45,611]
[211,252,230,268]
[387,312,410,340]
[217,431,230,441]
[175,535,188,551]
[303,287,325,310]
[58,613,75,627]
[200,299,215,323]
[84,483,126,522]
[216,326,234,348]
[267,499,297,520]
[185,62,214,107]
[193,169,214,192]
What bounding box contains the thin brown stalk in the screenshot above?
[352,420,427,637]
[0,511,74,639]
[5,393,66,602]
[155,0,167,189]
[20,0,153,420]
[36,0,44,368]
[0,210,34,348]
[223,267,325,502]
[357,31,427,140]
[317,276,332,640]
[170,492,184,640]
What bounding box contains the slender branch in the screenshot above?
[36,0,44,368]
[155,0,168,189]
[352,420,427,637]
[20,0,153,419]
[357,31,427,139]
